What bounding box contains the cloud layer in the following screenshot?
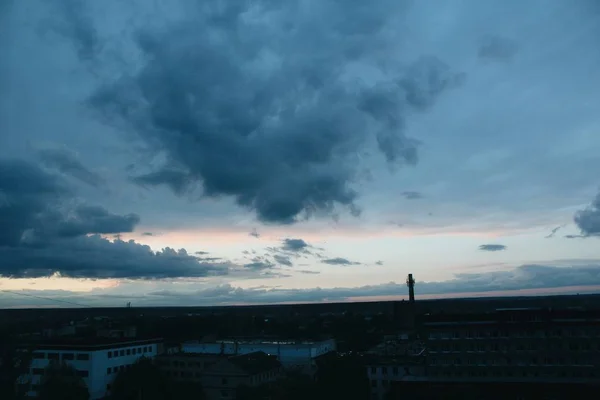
[0,158,229,279]
[86,0,463,224]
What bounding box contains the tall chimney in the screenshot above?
[406,274,415,303]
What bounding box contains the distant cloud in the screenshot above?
[574,191,600,237]
[249,228,260,238]
[273,254,293,267]
[401,191,424,200]
[545,226,563,239]
[297,270,320,275]
[142,232,154,236]
[281,238,309,252]
[478,35,518,62]
[322,257,361,266]
[28,263,600,308]
[375,261,384,266]
[479,244,507,252]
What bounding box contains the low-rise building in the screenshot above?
[156,351,282,400]
[182,338,335,375]
[24,337,162,399]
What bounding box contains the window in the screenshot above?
[222,378,228,385]
[382,367,388,375]
[137,348,142,354]
[221,390,229,398]
[119,350,124,356]
[370,366,376,374]
[76,370,89,378]
[32,368,44,375]
[392,367,398,375]
[143,347,148,352]
[47,353,59,360]
[32,352,45,359]
[108,351,113,359]
[107,368,111,374]
[76,353,89,361]
[62,353,74,360]
[126,349,131,355]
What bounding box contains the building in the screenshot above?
[368,307,600,399]
[423,307,600,382]
[156,351,282,400]
[182,338,335,375]
[365,339,426,400]
[24,337,163,399]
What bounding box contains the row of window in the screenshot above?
[429,357,594,366]
[31,368,88,378]
[428,342,595,352]
[107,345,153,359]
[32,352,89,361]
[426,368,597,379]
[106,364,133,375]
[428,329,598,340]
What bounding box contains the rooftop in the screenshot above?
[27,337,162,351]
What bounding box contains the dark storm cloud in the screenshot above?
[478,35,519,62]
[574,191,600,237]
[48,205,140,238]
[50,0,99,61]
[132,169,194,196]
[0,236,229,279]
[0,158,229,279]
[322,257,361,266]
[142,232,154,236]
[0,159,68,246]
[87,0,463,224]
[401,191,423,200]
[38,148,104,187]
[478,244,507,252]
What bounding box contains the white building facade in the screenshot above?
[26,338,162,399]
[181,339,336,375]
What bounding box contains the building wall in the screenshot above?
[27,341,160,399]
[182,339,335,373]
[423,310,600,382]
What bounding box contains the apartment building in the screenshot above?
[25,337,162,399]
[367,307,600,399]
[423,307,600,382]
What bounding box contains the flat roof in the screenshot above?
[29,338,163,352]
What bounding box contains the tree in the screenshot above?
[109,357,171,400]
[0,333,32,400]
[38,362,89,400]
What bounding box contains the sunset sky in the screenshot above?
[1,0,600,308]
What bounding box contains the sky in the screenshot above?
[1,0,600,308]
